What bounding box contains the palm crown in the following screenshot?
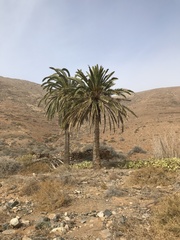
[40,67,76,129]
[64,64,134,131]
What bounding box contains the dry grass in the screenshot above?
[127,167,177,186]
[20,161,52,174]
[153,131,180,158]
[20,179,40,196]
[20,172,73,212]
[149,193,180,239]
[0,157,22,177]
[111,215,151,240]
[33,178,71,211]
[121,166,180,239]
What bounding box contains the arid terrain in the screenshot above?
[0,76,179,160]
[0,76,180,240]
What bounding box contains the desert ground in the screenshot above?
[0,76,180,239]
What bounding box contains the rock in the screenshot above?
[21,219,30,226]
[106,220,113,228]
[120,215,126,224]
[104,209,112,217]
[64,216,71,221]
[80,219,87,223]
[35,217,51,230]
[74,190,81,194]
[22,237,32,240]
[10,217,21,228]
[115,231,124,237]
[97,211,104,218]
[48,213,58,221]
[50,226,66,234]
[7,199,19,208]
[100,228,112,238]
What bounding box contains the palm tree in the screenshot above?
[39,67,76,165]
[64,64,136,168]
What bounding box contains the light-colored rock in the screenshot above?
[97,211,104,218]
[22,236,32,240]
[100,228,112,238]
[21,219,30,226]
[10,217,20,227]
[50,226,66,234]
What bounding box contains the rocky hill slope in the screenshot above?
[0,76,180,160]
[0,76,180,240]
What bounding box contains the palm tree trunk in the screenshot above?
[64,129,70,165]
[93,114,101,169]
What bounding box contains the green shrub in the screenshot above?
[125,158,180,171]
[16,153,35,166]
[72,160,93,169]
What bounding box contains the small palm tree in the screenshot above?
[64,64,136,168]
[39,67,76,164]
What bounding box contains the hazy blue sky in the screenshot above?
[0,0,180,92]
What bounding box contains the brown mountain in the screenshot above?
[0,76,179,160]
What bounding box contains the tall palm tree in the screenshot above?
[39,67,76,165]
[64,64,136,168]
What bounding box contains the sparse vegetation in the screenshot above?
[0,78,180,239]
[125,157,180,171]
[149,193,180,239]
[153,132,180,158]
[71,143,126,162]
[16,153,35,165]
[72,160,93,169]
[0,157,22,177]
[20,161,52,174]
[33,178,71,211]
[127,166,177,186]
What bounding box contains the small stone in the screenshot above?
[115,231,124,237]
[120,215,126,224]
[22,237,32,240]
[104,209,112,217]
[142,213,150,219]
[80,219,86,224]
[21,219,30,226]
[8,199,19,208]
[50,226,66,234]
[64,216,71,221]
[48,213,57,220]
[74,190,81,194]
[106,220,113,228]
[10,217,21,228]
[35,217,51,230]
[100,229,112,238]
[97,211,104,218]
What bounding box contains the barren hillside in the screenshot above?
[0,76,180,240]
[0,76,180,160]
